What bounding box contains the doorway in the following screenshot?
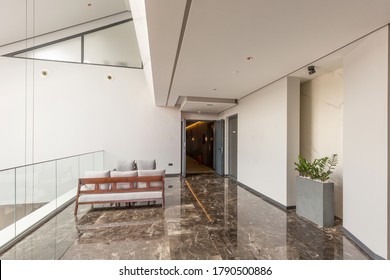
[181,119,224,176]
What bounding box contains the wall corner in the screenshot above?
[286,76,300,206]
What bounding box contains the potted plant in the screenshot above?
[294,154,338,227]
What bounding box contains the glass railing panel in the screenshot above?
[79,153,94,178]
[93,151,104,171]
[15,166,34,223]
[0,169,16,248]
[56,157,78,208]
[0,151,104,255]
[33,161,56,211]
[14,162,56,236]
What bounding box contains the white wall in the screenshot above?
[343,26,389,259]
[286,78,300,206]
[300,69,344,217]
[0,57,181,175]
[0,58,26,170]
[220,77,300,206]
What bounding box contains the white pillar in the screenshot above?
[343,26,389,259]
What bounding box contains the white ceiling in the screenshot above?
[0,0,128,47]
[144,0,390,113]
[3,0,390,114]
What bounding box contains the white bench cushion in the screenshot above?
[78,191,162,203]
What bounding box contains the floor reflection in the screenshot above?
[0,174,371,260]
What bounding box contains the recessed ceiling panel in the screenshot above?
[180,97,237,114]
[153,0,390,106]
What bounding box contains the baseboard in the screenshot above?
[235,180,295,212]
[166,173,180,177]
[342,227,385,260]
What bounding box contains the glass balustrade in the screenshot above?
[0,150,104,250]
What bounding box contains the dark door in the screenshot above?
[228,115,238,179]
[181,119,186,177]
[214,119,224,176]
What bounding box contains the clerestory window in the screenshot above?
[6,20,142,69]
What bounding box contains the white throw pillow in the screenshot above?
[110,170,138,189]
[137,169,165,188]
[136,160,156,170]
[116,160,135,171]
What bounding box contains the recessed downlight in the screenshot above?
[40,69,49,77]
[246,56,254,61]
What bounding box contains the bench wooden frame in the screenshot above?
[74,176,165,215]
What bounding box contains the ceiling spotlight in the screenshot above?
[308,65,316,75]
[246,56,254,61]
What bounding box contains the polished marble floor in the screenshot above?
[186,155,214,174]
[0,174,371,260]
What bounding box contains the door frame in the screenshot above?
[182,118,225,176]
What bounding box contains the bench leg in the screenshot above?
[74,201,79,215]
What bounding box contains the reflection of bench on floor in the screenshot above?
[74,175,165,215]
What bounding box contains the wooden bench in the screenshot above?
[74,175,165,215]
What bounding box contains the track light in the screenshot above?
[308,66,316,75]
